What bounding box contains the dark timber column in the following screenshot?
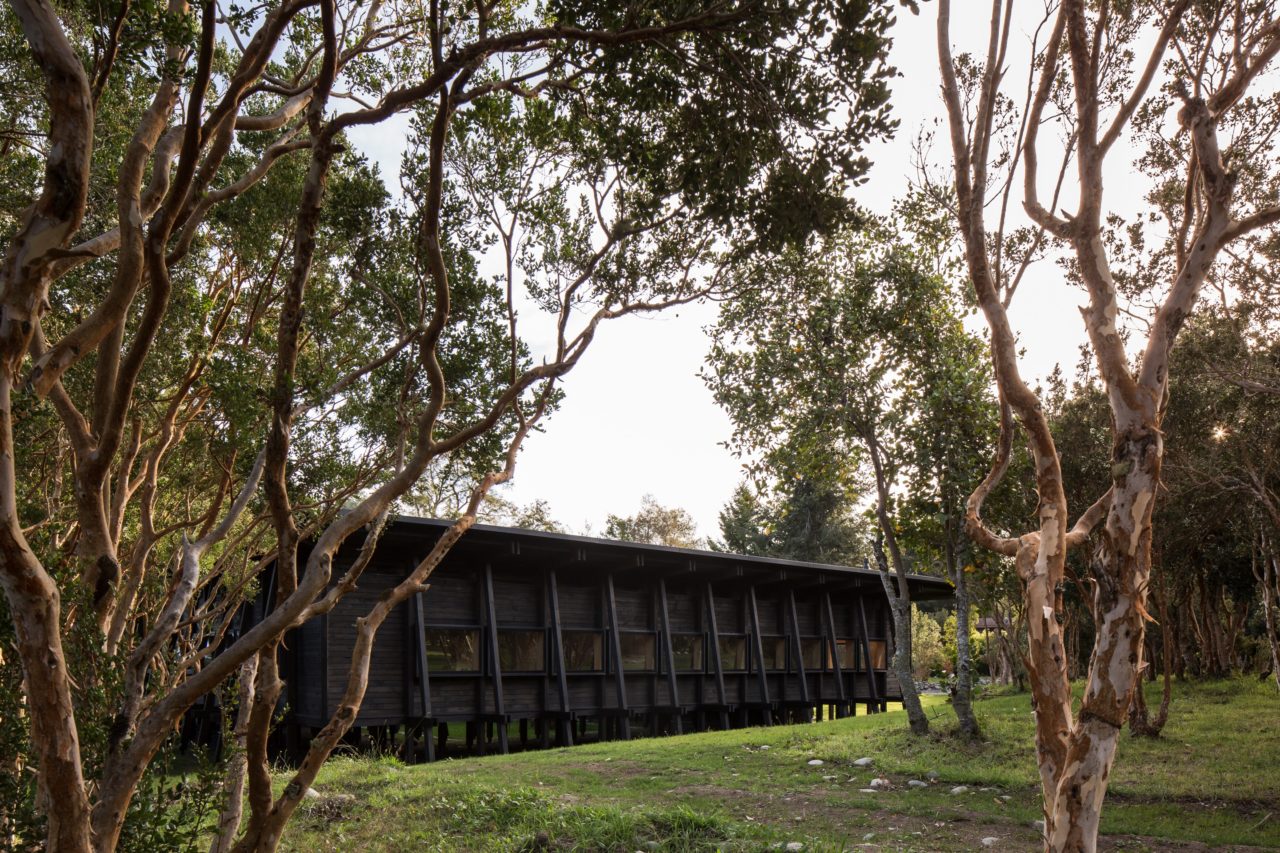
[547,569,573,746]
[787,589,811,720]
[320,611,330,722]
[746,585,772,726]
[704,583,729,730]
[413,591,435,762]
[856,595,881,714]
[821,591,847,718]
[657,577,683,735]
[604,573,631,740]
[483,563,509,754]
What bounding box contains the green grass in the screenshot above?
[280,678,1280,851]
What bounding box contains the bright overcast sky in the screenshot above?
[350,5,1141,538]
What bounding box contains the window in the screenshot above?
[670,634,704,671]
[717,634,747,671]
[619,632,656,672]
[762,636,786,671]
[424,628,480,672]
[562,631,603,672]
[867,640,887,670]
[498,630,545,672]
[831,639,857,670]
[800,638,823,670]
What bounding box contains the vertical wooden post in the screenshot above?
[822,591,847,717]
[483,563,509,753]
[657,577,683,735]
[603,573,631,739]
[856,595,881,714]
[787,589,811,717]
[746,585,772,725]
[320,611,330,720]
[413,591,435,762]
[704,583,729,729]
[547,568,573,746]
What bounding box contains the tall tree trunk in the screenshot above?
[864,431,928,735]
[886,592,929,735]
[1254,545,1280,691]
[211,657,259,853]
[1043,422,1159,849]
[949,546,980,738]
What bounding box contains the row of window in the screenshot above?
[423,628,888,675]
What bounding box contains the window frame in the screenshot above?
[668,632,705,673]
[421,625,482,674]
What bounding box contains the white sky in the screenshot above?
[349,5,1152,538]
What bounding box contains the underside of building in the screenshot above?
[188,517,952,762]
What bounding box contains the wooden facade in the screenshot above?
[231,518,950,761]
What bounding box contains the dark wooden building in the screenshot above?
[256,518,951,761]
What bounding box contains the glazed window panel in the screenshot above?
[620,632,656,672]
[498,630,545,672]
[670,634,704,671]
[562,631,603,672]
[800,638,823,670]
[718,634,747,671]
[761,636,786,670]
[424,628,481,672]
[831,639,857,670]
[867,640,887,670]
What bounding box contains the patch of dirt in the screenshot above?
[574,759,651,779]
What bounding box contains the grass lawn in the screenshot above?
[279,678,1280,851]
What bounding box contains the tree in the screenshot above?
[714,482,775,556]
[605,495,702,548]
[713,468,868,564]
[706,212,994,738]
[0,0,901,848]
[481,496,567,534]
[935,1,1280,845]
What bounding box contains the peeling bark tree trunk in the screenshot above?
[1254,545,1280,691]
[1045,424,1161,847]
[211,656,259,853]
[949,550,980,739]
[937,0,1280,846]
[0,0,96,847]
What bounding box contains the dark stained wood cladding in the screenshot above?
[419,573,479,624]
[278,518,950,744]
[613,585,651,627]
[665,589,699,632]
[557,585,600,628]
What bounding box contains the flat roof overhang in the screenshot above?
[354,515,955,602]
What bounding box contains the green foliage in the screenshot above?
[705,205,996,579]
[910,604,947,679]
[604,495,701,548]
[480,496,566,534]
[713,472,868,565]
[940,606,985,675]
[546,0,899,252]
